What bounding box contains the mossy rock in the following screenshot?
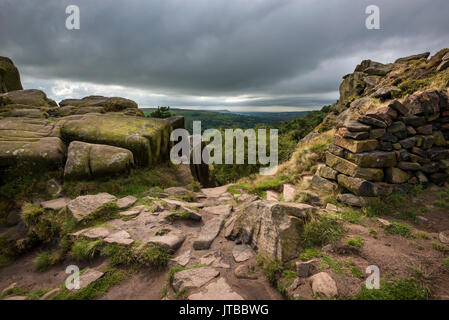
[64,141,134,180]
[60,114,171,167]
[0,57,23,93]
[0,118,65,173]
[59,96,138,112]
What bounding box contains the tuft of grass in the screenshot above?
[338,208,365,225]
[350,266,363,279]
[431,242,449,253]
[416,233,429,240]
[365,198,391,217]
[301,215,344,248]
[0,287,48,300]
[71,239,103,261]
[384,221,414,238]
[167,264,204,283]
[353,278,430,300]
[35,251,52,272]
[443,258,449,269]
[346,236,364,251]
[63,166,179,198]
[368,228,378,239]
[256,254,283,285]
[299,248,321,261]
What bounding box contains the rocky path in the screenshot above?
[0,185,282,300]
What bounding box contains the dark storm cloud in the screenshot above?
[0,0,448,107]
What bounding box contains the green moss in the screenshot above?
[346,236,364,251]
[368,228,378,239]
[63,166,178,198]
[353,278,430,300]
[443,258,449,269]
[71,239,103,261]
[100,243,171,269]
[50,267,126,300]
[431,242,449,253]
[299,248,321,261]
[385,221,414,238]
[301,215,344,248]
[350,266,363,279]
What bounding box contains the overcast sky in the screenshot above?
[1,0,448,111]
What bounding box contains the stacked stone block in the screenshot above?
[317,88,449,200]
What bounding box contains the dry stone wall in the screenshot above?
[317,88,449,200]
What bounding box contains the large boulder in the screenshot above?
[339,72,366,102]
[0,57,23,93]
[0,118,65,171]
[64,141,134,180]
[60,114,171,167]
[236,201,314,261]
[0,89,57,108]
[59,96,138,112]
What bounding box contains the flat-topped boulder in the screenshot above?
[146,233,186,251]
[60,113,171,167]
[189,278,243,300]
[193,216,225,250]
[171,267,220,292]
[67,193,117,222]
[0,118,65,171]
[64,141,134,179]
[0,89,56,108]
[59,95,138,112]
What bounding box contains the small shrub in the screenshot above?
[257,254,283,285]
[50,268,126,300]
[353,278,430,300]
[431,242,449,253]
[443,258,449,269]
[301,215,344,248]
[35,251,52,272]
[71,239,103,261]
[385,222,414,238]
[350,266,363,279]
[368,228,378,239]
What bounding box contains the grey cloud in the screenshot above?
[1,0,448,108]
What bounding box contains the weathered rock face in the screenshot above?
[59,95,138,112]
[60,114,171,167]
[236,201,314,261]
[64,141,134,179]
[0,118,66,171]
[0,57,23,93]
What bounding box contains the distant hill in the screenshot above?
[141,108,309,133]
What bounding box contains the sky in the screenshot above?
[1,0,448,111]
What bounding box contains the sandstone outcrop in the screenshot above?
[64,141,134,179]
